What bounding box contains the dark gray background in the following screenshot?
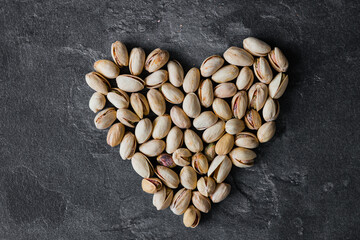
[1,0,359,239]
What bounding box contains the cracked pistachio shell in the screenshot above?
[223,46,254,66]
[214,83,237,98]
[191,152,209,175]
[208,155,232,183]
[170,106,191,129]
[107,88,130,109]
[235,132,259,149]
[257,121,276,143]
[157,153,176,168]
[130,93,149,119]
[145,48,170,73]
[193,111,218,130]
[253,57,273,84]
[248,82,268,111]
[131,152,154,178]
[212,65,239,83]
[210,183,231,203]
[155,166,180,189]
[198,79,214,108]
[183,68,200,93]
[161,83,184,104]
[147,89,166,116]
[139,139,165,157]
[116,74,145,92]
[269,72,289,99]
[172,148,192,166]
[263,97,280,122]
[192,191,211,213]
[153,186,174,210]
[197,176,216,197]
[212,98,232,121]
[167,60,184,87]
[129,47,145,75]
[215,133,234,155]
[200,55,224,77]
[94,59,120,79]
[231,91,248,119]
[166,126,183,154]
[184,129,203,153]
[236,66,254,91]
[243,37,271,57]
[94,107,117,129]
[85,72,110,95]
[111,41,129,67]
[142,178,162,194]
[183,205,201,228]
[268,47,289,72]
[116,109,140,128]
[180,166,197,190]
[119,132,136,160]
[225,119,245,135]
[244,109,262,130]
[229,147,256,168]
[202,120,225,143]
[89,92,106,113]
[204,143,216,162]
[106,123,125,147]
[152,115,172,139]
[183,93,201,118]
[135,118,153,144]
[170,188,192,215]
[145,70,168,88]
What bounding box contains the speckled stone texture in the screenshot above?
[0,0,359,239]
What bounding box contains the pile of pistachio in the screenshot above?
[85,37,288,228]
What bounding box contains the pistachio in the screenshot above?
[214,83,237,98]
[231,91,248,119]
[197,176,216,197]
[166,126,183,154]
[268,47,289,72]
[145,48,170,73]
[202,120,225,143]
[139,139,166,157]
[248,82,268,111]
[236,66,254,90]
[204,143,216,162]
[244,109,262,130]
[130,93,150,119]
[152,114,172,139]
[210,183,231,203]
[211,65,239,83]
[193,111,218,130]
[215,133,234,155]
[212,98,232,121]
[131,152,154,178]
[157,153,176,168]
[119,132,137,160]
[183,93,201,118]
[268,72,289,99]
[153,186,173,210]
[192,191,211,213]
[253,57,273,84]
[172,148,192,166]
[129,47,145,75]
[208,155,232,183]
[106,123,125,147]
[180,166,197,190]
[263,97,280,121]
[167,60,184,87]
[107,88,130,109]
[135,118,153,144]
[229,147,256,168]
[200,55,224,77]
[116,74,145,92]
[155,166,179,189]
[223,46,254,66]
[116,109,140,128]
[94,107,117,129]
[111,41,129,67]
[225,119,245,135]
[184,129,203,153]
[147,89,166,116]
[198,79,214,108]
[89,92,106,113]
[161,83,184,104]
[257,121,276,143]
[142,178,162,194]
[235,132,259,149]
[170,106,191,129]
[191,152,209,175]
[144,69,168,88]
[85,72,111,95]
[183,205,201,228]
[183,67,200,93]
[243,37,271,56]
[170,188,192,215]
[93,59,120,79]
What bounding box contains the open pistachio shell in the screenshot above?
[198,79,214,108]
[145,48,170,73]
[200,55,224,77]
[268,47,289,72]
[229,147,256,168]
[85,72,111,95]
[111,41,129,67]
[116,74,145,92]
[145,70,168,88]
[107,88,130,109]
[94,107,117,129]
[207,155,232,183]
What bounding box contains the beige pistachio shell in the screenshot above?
[248,82,268,111]
[129,47,145,75]
[257,121,276,143]
[212,98,232,121]
[172,148,192,166]
[184,129,203,153]
[223,46,254,66]
[202,120,225,143]
[94,59,120,79]
[94,107,117,129]
[193,111,218,130]
[236,66,254,91]
[208,155,232,183]
[139,139,166,157]
[116,74,145,92]
[263,97,280,122]
[192,191,211,213]
[200,55,224,77]
[130,93,149,119]
[229,147,256,168]
[157,153,177,168]
[152,114,172,139]
[214,83,237,98]
[243,37,271,56]
[107,123,125,147]
[119,132,137,160]
[198,79,214,108]
[235,132,259,149]
[135,118,153,144]
[167,60,184,87]
[144,70,168,88]
[153,186,174,210]
[170,106,191,129]
[111,41,128,67]
[211,65,239,83]
[191,152,209,175]
[147,89,166,116]
[268,47,289,72]
[215,133,234,155]
[204,143,216,162]
[161,83,184,104]
[253,57,273,84]
[183,68,200,93]
[145,48,170,73]
[85,72,111,95]
[244,109,262,130]
[155,165,180,189]
[180,166,197,190]
[142,178,162,194]
[183,93,201,118]
[210,183,231,203]
[183,205,201,228]
[89,92,106,113]
[269,72,289,99]
[170,188,192,215]
[116,109,140,128]
[231,91,248,119]
[107,88,130,109]
[225,119,245,135]
[166,126,183,154]
[197,176,216,197]
[131,152,154,178]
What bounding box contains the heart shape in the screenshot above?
[85,37,289,228]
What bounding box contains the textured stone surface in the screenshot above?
[1,0,359,239]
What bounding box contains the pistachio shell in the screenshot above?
[153,186,173,210]
[145,48,170,73]
[235,132,259,149]
[202,120,225,143]
[243,37,271,56]
[257,121,276,143]
[161,83,184,104]
[208,155,232,183]
[170,188,192,215]
[157,153,176,168]
[193,111,218,130]
[145,70,168,88]
[89,92,106,113]
[214,83,237,98]
[183,68,200,93]
[268,72,289,99]
[223,46,254,66]
[166,126,183,154]
[172,148,192,166]
[119,132,137,160]
[139,139,166,157]
[180,166,197,190]
[130,93,150,119]
[211,65,239,83]
[268,47,289,72]
[183,205,201,228]
[236,66,254,90]
[142,178,162,194]
[231,91,248,119]
[170,106,191,129]
[198,79,214,108]
[184,129,203,153]
[183,93,201,118]
[204,143,216,162]
[94,59,120,79]
[210,183,231,203]
[225,119,245,135]
[147,89,166,116]
[85,72,110,95]
[212,98,232,121]
[155,166,180,189]
[111,41,129,67]
[200,55,224,77]
[248,82,268,111]
[107,88,130,109]
[263,97,280,121]
[253,57,273,84]
[192,191,211,213]
[131,152,154,178]
[244,109,262,130]
[229,147,256,168]
[197,176,216,197]
[116,74,145,92]
[191,152,209,175]
[152,115,172,139]
[106,123,125,147]
[116,109,140,128]
[135,118,153,144]
[215,133,234,155]
[167,60,184,87]
[94,107,117,129]
[129,47,145,75]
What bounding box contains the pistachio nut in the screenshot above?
[107,88,130,109]
[183,93,201,118]
[208,155,232,183]
[244,109,262,130]
[89,92,106,113]
[129,47,145,75]
[142,178,162,194]
[160,83,184,104]
[235,132,259,149]
[152,114,172,139]
[166,126,183,154]
[231,91,248,119]
[153,186,174,210]
[243,37,271,56]
[155,165,180,189]
[139,139,166,157]
[180,166,197,190]
[119,132,137,160]
[193,111,218,130]
[116,74,145,92]
[131,152,154,178]
[248,82,268,111]
[172,148,192,166]
[106,123,125,147]
[214,83,237,98]
[202,120,225,143]
[253,57,273,84]
[130,93,150,119]
[145,48,170,73]
[116,109,140,128]
[236,66,254,90]
[85,72,111,95]
[268,47,289,72]
[210,183,231,203]
[183,67,200,93]
[167,60,184,87]
[223,46,254,66]
[184,129,203,153]
[192,191,211,213]
[204,143,216,162]
[147,89,166,116]
[135,118,153,144]
[200,55,224,77]
[197,176,216,197]
[229,147,256,168]
[257,121,276,143]
[263,97,280,121]
[211,65,240,83]
[191,152,209,175]
[170,188,192,215]
[170,106,191,129]
[225,119,245,135]
[215,133,234,155]
[144,69,168,88]
[94,107,117,129]
[93,59,120,79]
[212,98,233,121]
[198,79,214,108]
[268,72,289,99]
[183,205,201,228]
[111,41,129,67]
[157,153,176,168]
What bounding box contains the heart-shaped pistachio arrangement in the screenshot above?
[85,37,289,228]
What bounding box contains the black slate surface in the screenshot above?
[1,0,360,239]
